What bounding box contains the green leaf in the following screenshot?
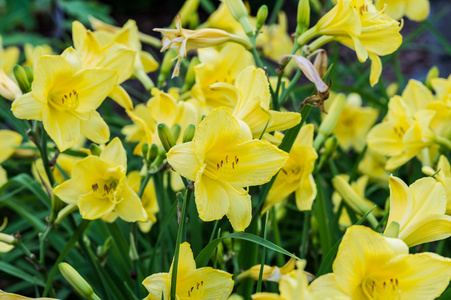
[11,173,51,208]
[195,232,299,268]
[0,261,45,287]
[57,0,113,24]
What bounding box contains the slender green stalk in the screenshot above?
[40,126,56,187]
[43,219,91,296]
[256,212,269,293]
[170,188,192,300]
[435,135,451,150]
[270,208,284,266]
[278,69,301,105]
[300,211,310,259]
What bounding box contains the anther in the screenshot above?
[232,162,235,169]
[226,155,228,163]
[92,183,98,191]
[221,160,223,167]
[217,163,220,170]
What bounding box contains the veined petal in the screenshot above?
[167,142,202,181]
[225,185,252,232]
[73,68,117,113]
[194,170,229,222]
[101,43,135,83]
[395,253,451,299]
[402,80,434,114]
[80,110,110,145]
[309,273,349,300]
[147,89,177,125]
[399,214,451,247]
[368,52,382,86]
[295,174,317,211]
[78,191,115,219]
[42,106,81,151]
[142,273,169,300]
[264,110,302,136]
[210,82,240,110]
[169,242,197,279]
[114,185,147,222]
[11,93,44,121]
[100,137,127,169]
[177,267,234,300]
[61,47,83,72]
[219,139,288,187]
[264,171,299,214]
[53,179,82,205]
[367,121,404,156]
[140,51,159,73]
[409,177,446,218]
[234,66,271,109]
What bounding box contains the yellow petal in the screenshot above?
[61,47,83,72]
[101,43,135,83]
[402,79,434,114]
[367,121,404,156]
[147,89,177,125]
[171,242,197,278]
[11,93,44,121]
[108,84,134,110]
[295,174,317,211]
[0,130,22,164]
[405,0,430,21]
[234,66,271,109]
[42,106,81,151]
[100,138,127,169]
[167,142,202,181]
[194,170,229,222]
[78,191,115,219]
[80,110,110,145]
[225,185,252,231]
[368,52,382,86]
[53,179,82,205]
[385,176,413,234]
[115,185,147,222]
[140,51,159,73]
[400,214,451,247]
[142,273,169,300]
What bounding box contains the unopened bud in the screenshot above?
[24,66,34,85]
[182,57,200,93]
[89,143,102,156]
[384,221,400,239]
[296,0,310,36]
[171,124,182,142]
[0,233,15,246]
[141,143,149,159]
[97,236,114,257]
[129,233,139,261]
[183,124,196,143]
[59,262,101,300]
[158,123,176,152]
[225,0,253,35]
[256,5,268,32]
[148,144,159,163]
[386,83,398,97]
[13,65,31,93]
[332,175,378,227]
[318,136,338,170]
[158,50,178,87]
[425,66,439,90]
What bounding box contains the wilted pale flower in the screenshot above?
[0,36,21,100]
[154,15,252,78]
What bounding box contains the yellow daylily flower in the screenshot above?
[0,130,23,186]
[264,124,317,214]
[122,88,198,155]
[423,155,451,215]
[357,149,389,184]
[23,44,53,70]
[211,66,301,139]
[142,242,234,299]
[91,19,159,91]
[428,74,451,138]
[332,175,383,228]
[191,43,254,114]
[0,289,57,299]
[309,225,451,300]
[11,55,117,151]
[54,138,147,222]
[367,91,435,171]
[299,0,402,86]
[375,0,430,21]
[102,171,159,233]
[0,36,21,100]
[384,175,451,247]
[237,258,296,283]
[167,107,288,231]
[252,260,345,300]
[154,15,252,78]
[61,21,137,110]
[324,93,378,152]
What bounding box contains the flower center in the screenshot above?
[362,277,401,300]
[393,126,406,139]
[92,178,119,201]
[215,154,239,172]
[186,280,205,298]
[61,90,79,111]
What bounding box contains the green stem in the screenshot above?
[170,187,192,300]
[435,136,451,151]
[268,0,284,25]
[278,69,301,105]
[307,36,334,52]
[43,219,91,296]
[270,208,284,266]
[300,211,310,259]
[256,212,269,293]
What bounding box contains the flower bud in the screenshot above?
[313,93,346,150]
[256,5,268,32]
[332,175,378,227]
[310,49,328,78]
[225,0,253,35]
[129,233,139,261]
[59,262,101,300]
[183,124,196,143]
[318,136,338,170]
[141,142,150,159]
[13,65,31,94]
[24,66,34,84]
[89,143,102,156]
[426,66,439,90]
[158,49,178,87]
[171,124,182,141]
[158,123,176,152]
[148,144,159,163]
[296,0,310,36]
[181,57,200,93]
[384,221,400,239]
